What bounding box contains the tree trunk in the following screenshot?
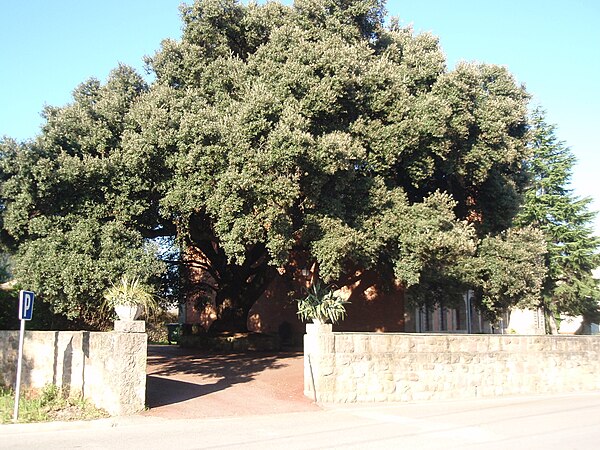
[210,308,250,332]
[184,223,277,333]
[544,305,559,335]
[209,280,250,332]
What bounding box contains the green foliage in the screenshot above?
[0,253,10,283]
[472,227,547,320]
[0,287,18,330]
[0,65,166,328]
[102,275,159,319]
[0,385,108,424]
[10,218,164,326]
[0,0,541,329]
[515,108,600,325]
[0,285,77,331]
[296,279,349,324]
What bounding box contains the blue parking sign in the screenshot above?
[18,290,35,321]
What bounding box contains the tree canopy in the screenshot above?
[0,65,165,326]
[515,108,600,332]
[0,0,547,329]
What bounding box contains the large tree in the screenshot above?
[0,66,166,326]
[0,0,543,329]
[515,108,600,333]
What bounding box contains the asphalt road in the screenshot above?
[2,392,600,449]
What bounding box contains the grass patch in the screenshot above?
[0,385,109,424]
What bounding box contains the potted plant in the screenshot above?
[296,279,349,324]
[102,275,158,321]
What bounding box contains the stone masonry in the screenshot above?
[304,326,600,403]
[0,326,147,416]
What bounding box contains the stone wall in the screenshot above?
[304,326,600,403]
[0,329,147,415]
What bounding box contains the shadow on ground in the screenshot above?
[145,345,315,417]
[146,376,223,408]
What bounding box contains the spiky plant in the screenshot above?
[102,275,158,319]
[296,279,348,324]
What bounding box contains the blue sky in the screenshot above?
[1,0,599,234]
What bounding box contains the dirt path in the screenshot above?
[143,345,320,419]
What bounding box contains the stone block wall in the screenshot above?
[304,329,600,403]
[0,329,147,415]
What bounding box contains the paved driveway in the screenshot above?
[143,345,320,419]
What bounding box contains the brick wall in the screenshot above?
[304,326,600,402]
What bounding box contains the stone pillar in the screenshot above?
[94,320,148,415]
[304,323,333,401]
[114,320,145,333]
[110,331,148,415]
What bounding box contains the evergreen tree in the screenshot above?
[0,66,166,326]
[516,108,600,333]
[0,0,545,329]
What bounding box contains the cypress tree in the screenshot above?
[516,108,600,333]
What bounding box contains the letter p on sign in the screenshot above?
[18,290,35,321]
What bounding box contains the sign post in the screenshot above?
[13,290,34,422]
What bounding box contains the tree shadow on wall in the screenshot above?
[145,345,302,408]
